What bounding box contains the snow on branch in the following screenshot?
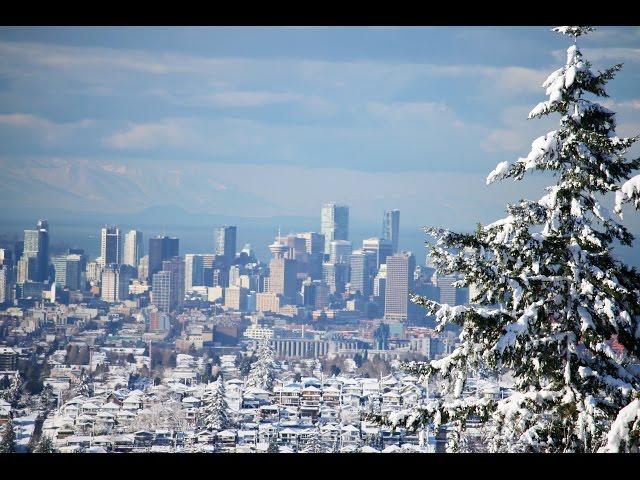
[599,398,640,452]
[552,26,595,38]
[614,174,640,216]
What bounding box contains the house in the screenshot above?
[381,390,402,408]
[217,429,237,451]
[114,434,134,452]
[153,429,174,446]
[133,430,154,447]
[300,386,321,407]
[195,429,216,444]
[258,423,278,443]
[321,386,340,407]
[237,429,258,445]
[320,423,340,444]
[273,385,300,407]
[341,424,361,445]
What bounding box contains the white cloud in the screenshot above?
[481,129,527,153]
[0,113,94,142]
[366,101,454,124]
[105,119,196,150]
[193,90,303,108]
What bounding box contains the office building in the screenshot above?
[268,237,297,305]
[0,265,13,305]
[162,256,185,311]
[349,249,376,297]
[148,235,179,279]
[256,292,281,313]
[384,252,416,322]
[184,254,204,292]
[329,240,352,264]
[23,219,49,282]
[152,270,172,313]
[215,226,237,266]
[51,255,68,288]
[363,237,394,271]
[123,230,144,268]
[321,203,349,254]
[382,209,400,253]
[101,264,130,303]
[323,261,348,295]
[297,232,325,255]
[224,286,248,311]
[100,226,122,267]
[138,255,149,282]
[436,274,459,306]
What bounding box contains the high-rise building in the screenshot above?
[0,265,14,305]
[148,235,179,279]
[151,270,172,313]
[435,273,469,306]
[321,203,349,254]
[16,256,37,285]
[224,286,248,311]
[302,279,330,310]
[382,209,400,253]
[349,249,376,297]
[101,264,130,303]
[268,237,297,305]
[322,262,348,295]
[184,254,204,292]
[297,232,325,255]
[373,263,387,304]
[51,255,68,288]
[100,227,122,267]
[0,249,13,268]
[256,292,281,313]
[329,240,352,264]
[23,219,49,282]
[86,261,102,286]
[229,265,241,287]
[162,257,185,311]
[138,255,149,282]
[65,254,82,291]
[384,252,416,322]
[123,230,144,268]
[214,226,237,266]
[363,237,394,271]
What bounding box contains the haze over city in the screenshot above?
[1,26,640,264]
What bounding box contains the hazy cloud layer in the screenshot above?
[0,27,639,259]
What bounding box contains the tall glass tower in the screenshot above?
[382,209,400,254]
[321,203,349,254]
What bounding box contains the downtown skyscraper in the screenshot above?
[22,219,50,282]
[382,209,400,253]
[384,251,416,322]
[148,235,179,279]
[100,226,122,267]
[321,203,349,255]
[214,226,237,267]
[123,230,144,268]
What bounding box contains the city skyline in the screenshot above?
[1,27,640,268]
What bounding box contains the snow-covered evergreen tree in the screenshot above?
[38,384,55,412]
[3,374,22,407]
[0,418,17,453]
[245,340,277,391]
[202,378,230,431]
[34,435,54,453]
[386,26,640,453]
[267,439,280,453]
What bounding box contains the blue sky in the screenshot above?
[1,26,640,259]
